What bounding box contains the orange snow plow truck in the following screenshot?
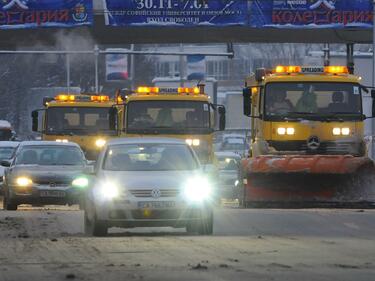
[241,65,375,207]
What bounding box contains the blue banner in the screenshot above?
[187,55,205,80]
[0,0,93,29]
[250,0,373,28]
[104,0,248,26]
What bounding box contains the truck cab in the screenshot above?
[244,66,366,157]
[32,94,122,160]
[117,86,225,164]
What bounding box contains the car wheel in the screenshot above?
[84,202,108,237]
[3,192,17,211]
[186,211,213,235]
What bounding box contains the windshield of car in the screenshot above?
[0,147,16,160]
[46,107,115,135]
[265,82,362,121]
[15,146,85,166]
[126,101,211,134]
[103,143,199,171]
[217,156,239,171]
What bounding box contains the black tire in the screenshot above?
[3,194,17,211]
[84,202,108,237]
[187,211,213,235]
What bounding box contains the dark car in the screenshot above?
[1,141,91,210]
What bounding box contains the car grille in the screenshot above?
[33,179,71,187]
[130,189,180,198]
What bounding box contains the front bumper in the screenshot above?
[93,198,212,228]
[8,185,84,205]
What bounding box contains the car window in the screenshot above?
[103,143,199,171]
[15,146,84,166]
[0,147,17,160]
[217,157,239,171]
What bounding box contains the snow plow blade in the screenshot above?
[241,155,375,207]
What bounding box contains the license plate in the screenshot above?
[138,201,175,209]
[40,190,66,198]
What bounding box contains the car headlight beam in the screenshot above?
[98,182,120,200]
[72,177,89,188]
[183,176,212,202]
[16,177,33,187]
[95,139,106,148]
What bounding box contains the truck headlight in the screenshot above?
[332,128,341,135]
[341,128,350,136]
[56,139,68,143]
[72,177,89,188]
[98,182,120,200]
[95,139,106,148]
[186,139,200,146]
[16,177,33,187]
[183,176,212,202]
[286,128,295,135]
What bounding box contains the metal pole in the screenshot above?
[346,43,354,74]
[179,44,184,87]
[130,44,135,90]
[372,0,375,159]
[323,43,330,66]
[94,45,99,93]
[66,54,70,94]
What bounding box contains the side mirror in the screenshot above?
[42,97,54,106]
[1,160,11,167]
[109,107,118,131]
[31,110,39,132]
[371,89,375,99]
[255,68,266,82]
[243,88,252,117]
[218,106,226,131]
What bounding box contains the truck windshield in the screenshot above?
[46,107,115,135]
[264,82,362,121]
[126,101,211,134]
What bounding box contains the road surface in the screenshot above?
[0,201,374,281]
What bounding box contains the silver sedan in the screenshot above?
[84,137,214,236]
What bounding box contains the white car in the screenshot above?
[0,141,20,194]
[84,137,214,236]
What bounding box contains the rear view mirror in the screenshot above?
[243,88,252,117]
[109,107,118,131]
[1,160,11,167]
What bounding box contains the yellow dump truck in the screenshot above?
[241,65,375,206]
[32,94,121,160]
[113,86,225,165]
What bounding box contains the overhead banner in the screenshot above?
[0,0,93,29]
[187,55,206,81]
[250,0,373,28]
[104,0,248,26]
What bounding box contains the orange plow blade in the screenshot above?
[241,155,375,206]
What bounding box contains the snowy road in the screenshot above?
[0,203,375,281]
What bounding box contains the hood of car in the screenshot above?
[98,170,200,190]
[9,165,84,183]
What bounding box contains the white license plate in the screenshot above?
[138,201,175,209]
[40,190,66,198]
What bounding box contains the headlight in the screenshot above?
[186,139,200,146]
[332,128,341,136]
[56,139,68,143]
[183,176,212,202]
[277,127,295,135]
[341,128,350,136]
[277,128,286,135]
[72,177,89,188]
[286,128,295,135]
[95,139,106,148]
[16,177,33,187]
[97,182,119,200]
[332,128,351,136]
